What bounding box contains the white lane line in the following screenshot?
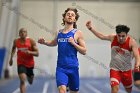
[42,82,49,93]
[12,82,29,93]
[85,83,102,93]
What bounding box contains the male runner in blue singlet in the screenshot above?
[38,8,86,93]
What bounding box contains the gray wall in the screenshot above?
[0,0,1,16]
[17,1,140,41]
[7,0,140,77]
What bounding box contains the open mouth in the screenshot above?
[68,17,72,20]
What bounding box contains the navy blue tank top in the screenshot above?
[57,29,79,68]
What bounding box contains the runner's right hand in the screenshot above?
[38,38,46,44]
[9,58,13,66]
[86,20,92,30]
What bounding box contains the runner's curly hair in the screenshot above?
[62,8,79,28]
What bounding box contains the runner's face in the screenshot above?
[64,10,76,24]
[117,32,127,44]
[19,29,27,39]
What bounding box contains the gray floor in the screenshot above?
[0,76,140,93]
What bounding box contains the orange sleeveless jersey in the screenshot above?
[16,38,34,67]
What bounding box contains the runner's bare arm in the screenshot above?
[38,32,58,46]
[69,30,86,55]
[86,20,114,41]
[131,38,140,69]
[9,39,16,66]
[28,38,39,57]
